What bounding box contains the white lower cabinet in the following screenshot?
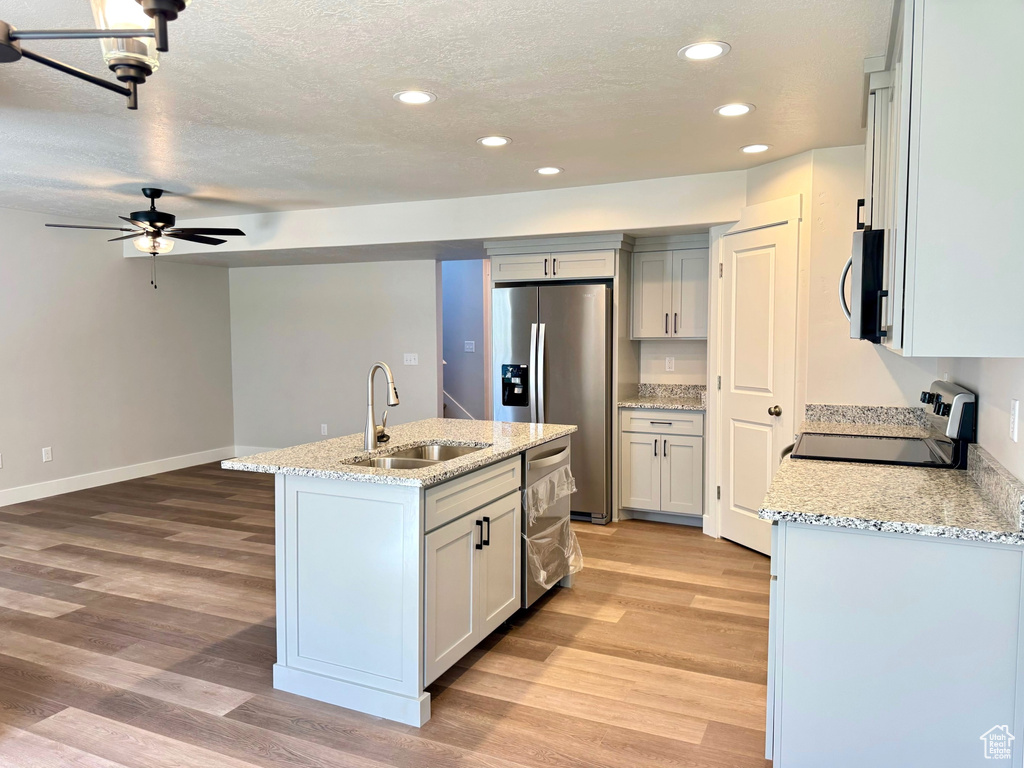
[424,490,520,685]
[619,409,704,517]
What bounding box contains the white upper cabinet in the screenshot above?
[868,0,1024,357]
[632,251,672,338]
[490,249,615,282]
[631,249,709,340]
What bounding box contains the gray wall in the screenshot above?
[441,260,487,419]
[0,206,234,495]
[230,261,442,451]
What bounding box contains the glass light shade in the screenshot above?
[90,0,161,73]
[133,234,174,254]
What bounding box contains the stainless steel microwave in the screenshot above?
[840,226,886,344]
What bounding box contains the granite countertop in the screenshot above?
[760,447,1024,545]
[618,395,705,411]
[222,418,576,488]
[617,383,706,412]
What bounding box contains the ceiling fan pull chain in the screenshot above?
[152,253,158,289]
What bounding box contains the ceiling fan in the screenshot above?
[46,187,245,288]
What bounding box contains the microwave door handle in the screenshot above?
[529,323,538,423]
[839,256,853,321]
[537,323,546,424]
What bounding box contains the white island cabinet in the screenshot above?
[223,418,576,727]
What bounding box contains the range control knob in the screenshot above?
[920,391,936,404]
[940,403,952,418]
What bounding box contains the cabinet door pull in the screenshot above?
[544,258,548,277]
[475,519,484,550]
[482,516,491,546]
[654,440,658,457]
[665,313,669,334]
[663,439,667,456]
[649,421,673,426]
[552,258,557,276]
[674,313,678,334]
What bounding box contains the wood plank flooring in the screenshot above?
[0,463,771,767]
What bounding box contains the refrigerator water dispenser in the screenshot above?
[500,364,530,407]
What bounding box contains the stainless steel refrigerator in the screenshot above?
[492,282,611,522]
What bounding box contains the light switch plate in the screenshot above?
[464,341,475,353]
[404,353,419,365]
[42,447,52,463]
[665,356,675,372]
[1011,399,1019,443]
[321,424,328,436]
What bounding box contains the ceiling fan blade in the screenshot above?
[108,233,143,242]
[166,228,246,237]
[166,233,227,246]
[46,224,135,232]
[119,216,150,229]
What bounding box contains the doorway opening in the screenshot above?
[440,259,490,420]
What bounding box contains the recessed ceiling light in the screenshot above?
[714,102,754,117]
[535,167,563,175]
[393,90,436,105]
[477,136,512,147]
[678,41,731,61]
[741,143,772,154]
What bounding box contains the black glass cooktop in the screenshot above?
[791,433,957,468]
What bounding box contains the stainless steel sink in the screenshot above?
[387,444,485,462]
[352,457,436,469]
[349,443,486,469]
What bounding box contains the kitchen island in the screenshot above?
[223,418,576,726]
[759,440,1024,767]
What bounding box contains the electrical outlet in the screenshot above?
[404,353,419,366]
[464,341,475,353]
[665,356,675,372]
[42,447,52,463]
[1012,399,1020,443]
[321,424,328,436]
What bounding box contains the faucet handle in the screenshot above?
[376,411,391,444]
[381,411,388,429]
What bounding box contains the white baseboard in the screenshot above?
[233,446,279,459]
[0,446,238,509]
[621,509,704,527]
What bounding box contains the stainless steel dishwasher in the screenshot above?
[522,436,573,608]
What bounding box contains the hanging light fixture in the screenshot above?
[0,0,192,110]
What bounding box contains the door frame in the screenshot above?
[705,195,804,541]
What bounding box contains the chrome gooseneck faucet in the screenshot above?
[365,362,400,450]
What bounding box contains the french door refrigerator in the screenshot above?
[492,282,611,522]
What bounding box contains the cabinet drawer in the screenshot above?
[619,409,704,436]
[424,457,521,533]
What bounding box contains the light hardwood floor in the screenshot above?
[0,463,771,767]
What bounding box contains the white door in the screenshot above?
[478,492,521,635]
[671,250,710,338]
[719,214,798,555]
[424,512,479,685]
[631,252,671,338]
[661,435,704,516]
[619,432,661,511]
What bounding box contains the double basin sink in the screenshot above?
[349,443,485,470]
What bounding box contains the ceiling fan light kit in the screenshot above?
[45,187,246,289]
[0,0,192,110]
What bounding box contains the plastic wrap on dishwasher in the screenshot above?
[525,516,584,590]
[523,465,577,526]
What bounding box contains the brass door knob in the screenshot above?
[768,405,782,417]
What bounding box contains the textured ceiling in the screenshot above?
[0,0,891,222]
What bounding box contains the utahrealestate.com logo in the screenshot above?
[980,725,1014,760]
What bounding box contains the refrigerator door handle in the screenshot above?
[537,323,546,424]
[529,323,539,423]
